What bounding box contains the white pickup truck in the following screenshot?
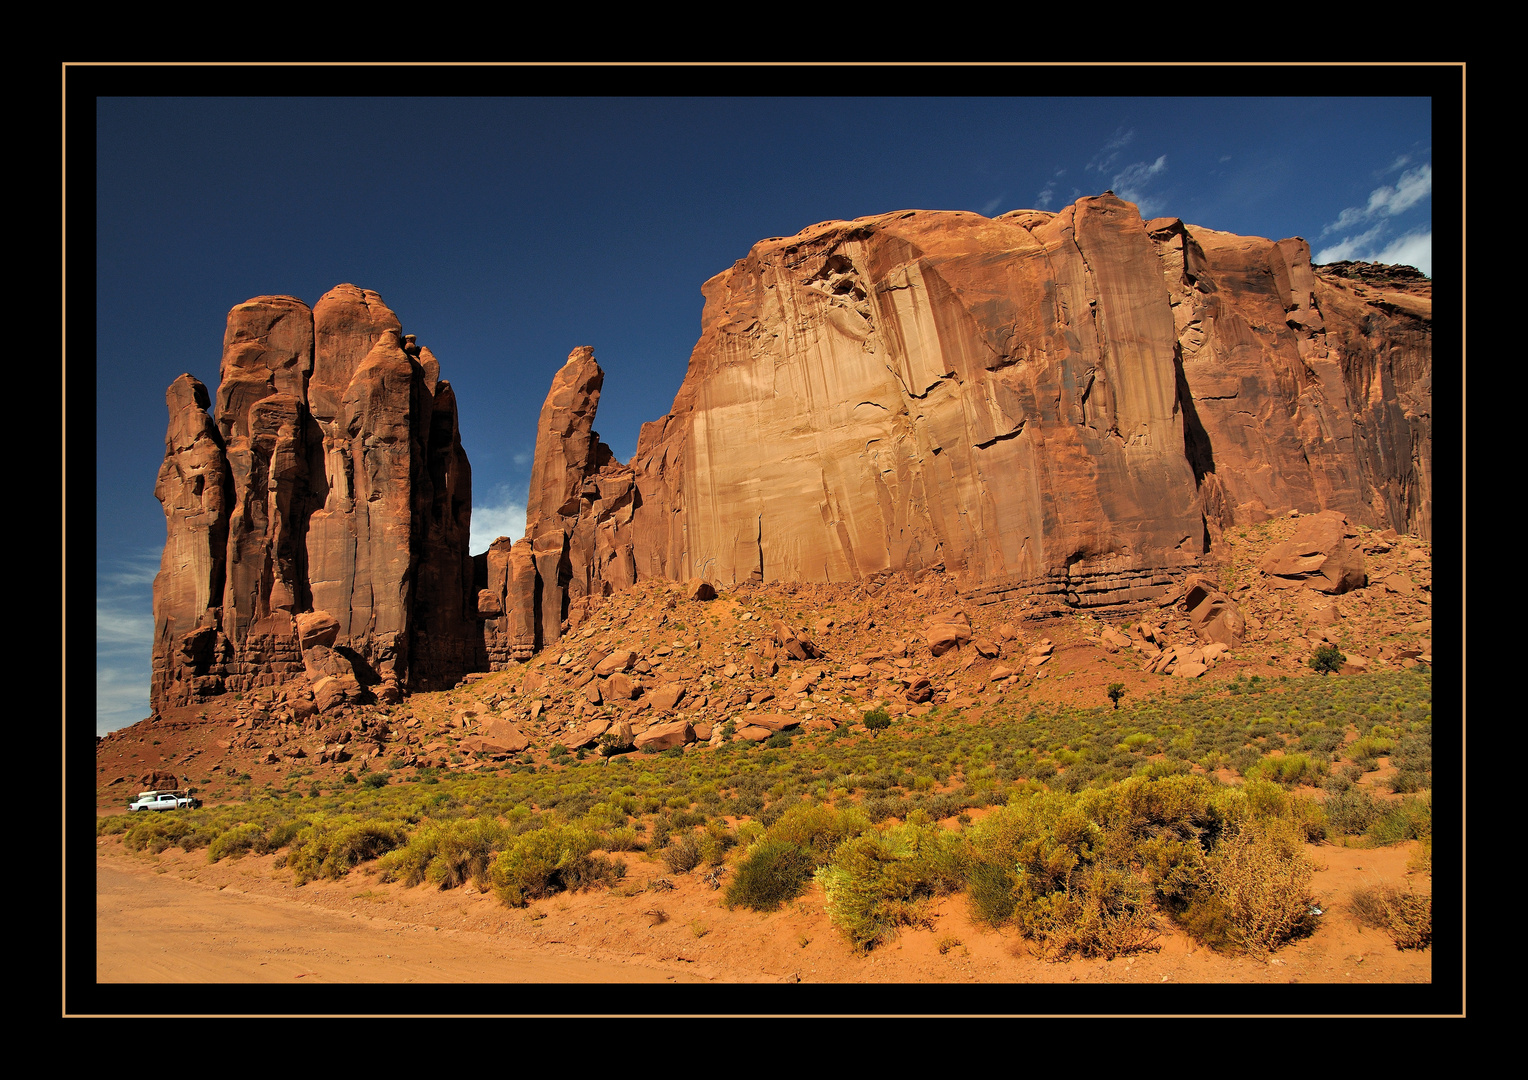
[128,789,200,812]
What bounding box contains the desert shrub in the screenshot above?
[558,851,627,892]
[1349,881,1431,950]
[1018,862,1161,961]
[1245,753,1327,787]
[1367,794,1431,845]
[966,860,1020,927]
[762,802,870,863]
[378,817,510,890]
[662,830,703,874]
[1169,891,1239,953]
[1133,758,1192,781]
[287,816,410,885]
[251,817,306,853]
[698,820,737,865]
[1347,735,1393,770]
[603,826,644,852]
[207,822,265,862]
[724,838,817,912]
[1202,818,1316,955]
[1285,794,1329,843]
[488,824,601,907]
[1386,769,1429,794]
[1240,779,1290,820]
[1323,784,1382,836]
[815,821,963,953]
[1228,746,1263,777]
[361,771,390,789]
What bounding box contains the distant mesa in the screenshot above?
[151,196,1431,714]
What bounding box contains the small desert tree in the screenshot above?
[1107,683,1127,710]
[1308,644,1343,675]
[863,706,892,738]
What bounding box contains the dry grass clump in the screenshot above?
[1203,818,1317,955]
[1349,881,1432,950]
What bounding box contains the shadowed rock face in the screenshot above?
[1149,219,1432,544]
[150,286,476,714]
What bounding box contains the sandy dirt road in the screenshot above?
[77,832,1455,1017]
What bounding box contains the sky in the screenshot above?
[87,73,1449,735]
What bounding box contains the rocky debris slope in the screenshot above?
[105,513,1430,803]
[151,287,477,715]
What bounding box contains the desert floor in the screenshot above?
[86,827,1445,1015]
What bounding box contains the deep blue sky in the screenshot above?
[90,77,1447,733]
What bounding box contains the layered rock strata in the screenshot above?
[151,286,477,714]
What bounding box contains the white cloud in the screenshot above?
[1087,128,1134,173]
[1315,227,1431,277]
[980,193,1006,217]
[1316,160,1432,277]
[471,497,526,555]
[1374,230,1432,277]
[97,662,151,735]
[96,598,154,647]
[1322,163,1431,237]
[1314,223,1389,263]
[1111,155,1169,217]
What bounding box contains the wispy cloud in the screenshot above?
[1087,127,1134,174]
[1316,227,1432,278]
[1316,160,1432,276]
[1322,163,1432,237]
[470,493,526,555]
[1111,155,1169,217]
[980,193,1007,217]
[1035,168,1065,211]
[96,548,161,734]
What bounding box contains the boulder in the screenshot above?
[748,713,800,733]
[478,717,531,753]
[648,683,685,713]
[594,649,638,676]
[924,610,974,657]
[633,720,694,751]
[1259,511,1368,594]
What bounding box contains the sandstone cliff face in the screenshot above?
[150,287,477,713]
[153,197,1432,706]
[630,197,1209,607]
[624,196,1430,605]
[1149,219,1432,544]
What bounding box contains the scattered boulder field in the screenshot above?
[97,511,1431,804]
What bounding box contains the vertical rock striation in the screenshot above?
[623,196,1430,606]
[150,286,477,714]
[628,196,1208,607]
